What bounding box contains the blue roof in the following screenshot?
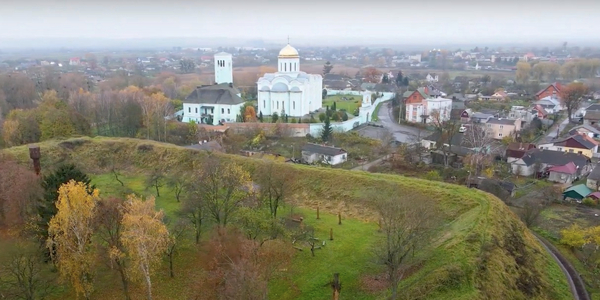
[563,184,592,198]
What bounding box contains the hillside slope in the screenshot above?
[3,137,571,300]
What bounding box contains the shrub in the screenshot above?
[423,170,442,181]
[341,112,349,121]
[318,113,326,122]
[582,197,597,207]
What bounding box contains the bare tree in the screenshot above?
[164,219,189,278]
[519,198,547,228]
[166,172,187,202]
[145,168,165,197]
[462,123,495,177]
[560,82,589,122]
[430,111,462,167]
[0,245,55,300]
[372,192,441,300]
[256,161,298,219]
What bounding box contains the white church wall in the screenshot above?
[258,91,271,115]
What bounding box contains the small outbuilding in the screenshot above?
[563,184,592,201]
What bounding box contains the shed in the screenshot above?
[588,192,600,200]
[547,162,578,184]
[563,184,592,201]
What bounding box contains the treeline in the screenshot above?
[516,58,600,84]
[0,70,208,148]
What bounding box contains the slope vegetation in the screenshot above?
[2,136,571,300]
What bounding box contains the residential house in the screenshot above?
[421,132,464,150]
[450,109,470,123]
[426,73,439,82]
[470,112,495,123]
[69,57,80,66]
[586,166,600,190]
[563,184,592,202]
[584,111,600,126]
[534,96,564,114]
[301,143,348,165]
[404,87,452,124]
[485,118,521,140]
[490,90,508,101]
[505,142,537,163]
[510,149,591,177]
[547,162,578,184]
[181,83,245,125]
[508,106,536,123]
[569,124,600,140]
[536,82,563,100]
[538,134,599,158]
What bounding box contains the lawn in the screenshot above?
[371,102,383,122]
[323,94,362,115]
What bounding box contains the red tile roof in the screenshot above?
[548,162,578,174]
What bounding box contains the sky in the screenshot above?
[1,0,599,47]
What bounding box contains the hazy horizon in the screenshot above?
[2,0,600,49]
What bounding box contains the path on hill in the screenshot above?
[532,232,590,300]
[351,154,391,171]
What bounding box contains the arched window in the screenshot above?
[277,101,279,109]
[293,101,295,110]
[285,63,287,72]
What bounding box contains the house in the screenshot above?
[490,90,508,101]
[583,111,600,126]
[534,96,564,114]
[569,124,600,140]
[466,177,516,199]
[547,162,578,184]
[185,140,224,153]
[426,73,439,82]
[510,149,591,177]
[69,57,80,66]
[563,184,592,201]
[450,109,470,123]
[485,118,521,140]
[430,145,473,166]
[536,82,563,100]
[404,87,452,124]
[586,166,600,190]
[421,132,464,150]
[182,83,245,125]
[470,112,495,123]
[538,134,599,158]
[301,143,347,165]
[505,142,537,163]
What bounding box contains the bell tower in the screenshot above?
[214,52,233,84]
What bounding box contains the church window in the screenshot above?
[188,107,191,113]
[195,108,197,113]
[284,63,287,72]
[277,101,279,109]
[263,100,265,108]
[293,101,295,109]
[222,108,224,114]
[227,109,230,114]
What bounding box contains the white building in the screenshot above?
[425,73,439,83]
[214,52,233,84]
[301,143,348,165]
[405,96,453,124]
[257,44,323,118]
[181,53,245,125]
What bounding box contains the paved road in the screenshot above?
[376,102,426,143]
[539,107,586,144]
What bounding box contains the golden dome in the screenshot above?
[278,44,299,58]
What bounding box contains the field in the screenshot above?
[1,136,572,300]
[322,94,362,115]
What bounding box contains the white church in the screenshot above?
[257,44,323,118]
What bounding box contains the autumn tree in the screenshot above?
[323,61,334,75]
[363,67,382,83]
[516,61,531,84]
[462,123,495,176]
[185,157,252,227]
[179,59,196,74]
[164,219,190,278]
[244,105,257,122]
[121,194,170,300]
[372,191,440,300]
[0,156,42,227]
[95,197,131,300]
[39,164,95,250]
[2,109,41,147]
[46,180,99,300]
[560,82,589,122]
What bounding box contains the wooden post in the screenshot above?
[330,228,333,241]
[338,212,342,225]
[28,145,41,176]
[300,217,305,230]
[317,205,320,220]
[331,273,341,300]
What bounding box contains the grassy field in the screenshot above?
[323,94,362,115]
[1,136,572,300]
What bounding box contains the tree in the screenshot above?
[145,168,165,197]
[93,197,132,300]
[322,88,327,100]
[462,123,495,176]
[323,61,333,75]
[164,219,189,278]
[244,105,257,122]
[166,172,187,202]
[0,244,55,300]
[187,157,252,227]
[430,112,462,167]
[516,61,531,84]
[332,101,337,111]
[256,161,297,218]
[321,115,333,142]
[395,71,403,86]
[382,73,390,84]
[121,194,170,300]
[271,112,279,123]
[560,224,587,250]
[519,198,546,228]
[46,180,99,300]
[402,77,409,86]
[373,192,440,300]
[39,164,94,250]
[363,67,382,83]
[0,156,42,227]
[258,111,263,122]
[179,59,196,74]
[560,82,589,122]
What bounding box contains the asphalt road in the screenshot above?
[539,106,586,144]
[376,102,427,143]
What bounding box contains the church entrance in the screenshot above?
[366,112,370,122]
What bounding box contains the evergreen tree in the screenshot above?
[39,164,95,251]
[395,71,403,86]
[258,111,263,122]
[403,77,409,86]
[322,88,327,100]
[332,102,337,111]
[382,73,390,84]
[272,112,279,123]
[321,116,333,142]
[323,61,334,75]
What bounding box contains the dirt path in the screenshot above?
[532,232,590,300]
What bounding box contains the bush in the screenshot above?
[332,113,340,122]
[582,197,597,207]
[341,112,349,121]
[318,113,326,122]
[423,170,442,181]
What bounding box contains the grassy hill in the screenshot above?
[2,136,571,300]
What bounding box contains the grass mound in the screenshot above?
[2,136,571,300]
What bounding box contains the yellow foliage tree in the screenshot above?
[244,105,257,122]
[560,224,587,249]
[121,195,170,300]
[46,180,99,300]
[516,61,531,84]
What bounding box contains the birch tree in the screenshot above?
[46,180,99,300]
[120,195,169,300]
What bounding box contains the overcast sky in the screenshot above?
[2,0,599,46]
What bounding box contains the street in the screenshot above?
[539,106,586,144]
[376,102,426,143]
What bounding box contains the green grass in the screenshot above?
[323,94,362,115]
[371,102,383,122]
[1,136,573,300]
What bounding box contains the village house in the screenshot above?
[490,90,508,101]
[538,134,599,158]
[510,149,591,177]
[586,166,600,190]
[485,118,521,140]
[404,87,453,124]
[182,83,244,125]
[301,143,348,165]
[185,140,224,153]
[536,82,563,100]
[505,142,537,163]
[426,73,439,82]
[583,111,600,126]
[547,162,578,185]
[569,124,600,140]
[534,96,564,114]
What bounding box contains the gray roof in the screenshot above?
[424,132,464,146]
[486,118,517,125]
[570,124,600,135]
[553,134,597,150]
[586,104,600,112]
[588,166,600,181]
[520,149,589,168]
[302,143,347,156]
[184,83,243,105]
[584,111,600,120]
[471,112,494,120]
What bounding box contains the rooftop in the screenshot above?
[301,143,347,156]
[184,83,244,105]
[486,118,517,125]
